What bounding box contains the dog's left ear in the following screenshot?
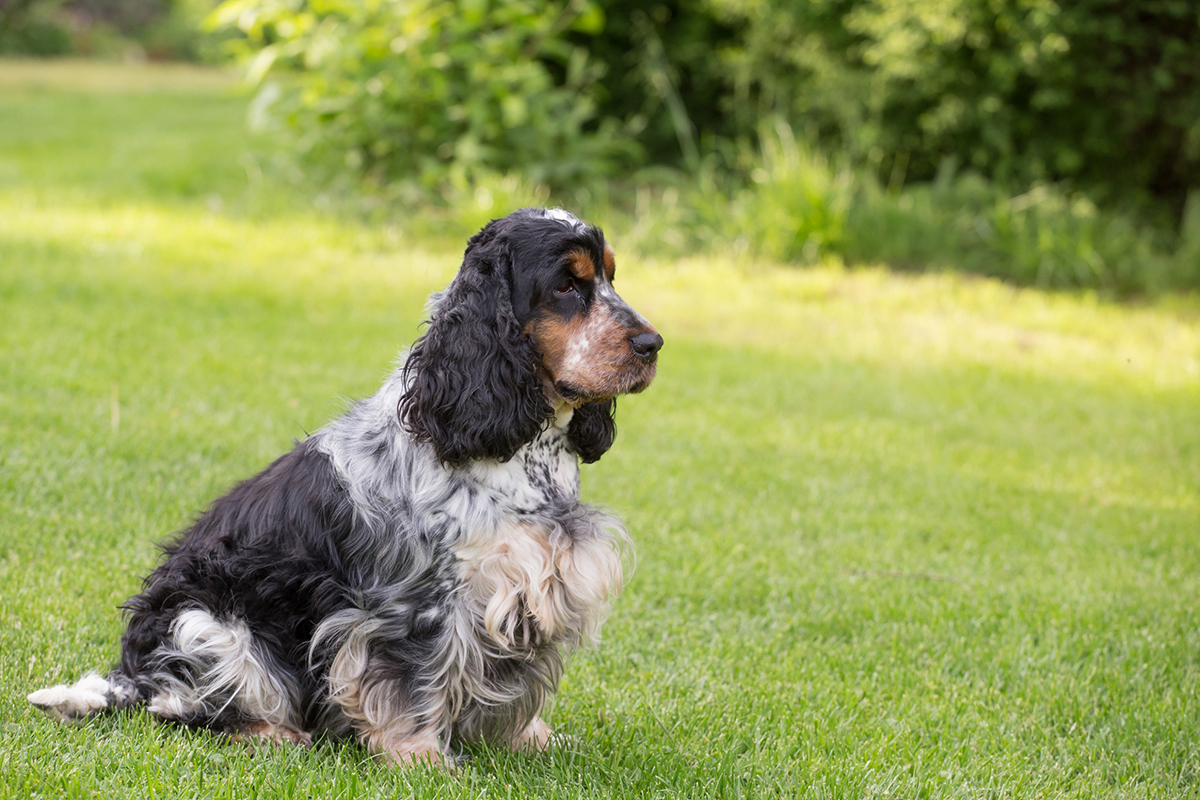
[400,223,551,465]
[568,399,617,464]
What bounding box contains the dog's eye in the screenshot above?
[554,281,577,297]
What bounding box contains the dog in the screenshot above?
[28,207,662,767]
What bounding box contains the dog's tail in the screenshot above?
[28,668,143,722]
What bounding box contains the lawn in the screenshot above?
[1,60,1199,799]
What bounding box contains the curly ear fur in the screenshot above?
[567,399,616,464]
[400,225,552,465]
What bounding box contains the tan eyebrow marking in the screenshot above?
[602,243,616,280]
[565,249,595,281]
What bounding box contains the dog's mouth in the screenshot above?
[554,381,587,404]
[554,361,657,405]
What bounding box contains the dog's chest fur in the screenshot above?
[451,410,624,653]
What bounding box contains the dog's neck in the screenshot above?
[540,374,576,430]
[454,385,580,511]
[461,420,581,513]
[549,398,575,431]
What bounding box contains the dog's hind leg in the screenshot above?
[367,725,455,768]
[142,609,305,736]
[28,669,142,722]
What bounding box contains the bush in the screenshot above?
[566,0,740,167]
[0,0,72,55]
[216,0,1200,220]
[213,0,1198,296]
[0,0,227,60]
[706,0,1200,218]
[215,0,633,193]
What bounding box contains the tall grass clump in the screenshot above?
[843,176,1187,296]
[616,124,852,266]
[213,0,631,198]
[616,125,1195,297]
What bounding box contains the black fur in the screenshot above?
[567,399,617,464]
[400,220,552,466]
[116,441,358,728]
[112,438,462,734]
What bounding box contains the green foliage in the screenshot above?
[141,0,234,62]
[0,0,228,59]
[844,179,1182,295]
[631,125,854,265]
[566,1,739,167]
[215,0,630,193]
[707,0,1200,215]
[0,0,72,55]
[204,0,1199,295]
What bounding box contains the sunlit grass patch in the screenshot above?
[0,58,238,92]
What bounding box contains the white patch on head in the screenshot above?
[145,608,298,728]
[28,673,111,721]
[541,208,583,229]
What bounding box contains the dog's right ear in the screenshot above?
[400,221,552,466]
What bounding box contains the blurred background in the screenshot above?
[2,0,1197,296]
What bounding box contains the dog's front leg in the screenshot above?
[330,668,455,769]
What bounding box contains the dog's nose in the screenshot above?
[629,331,664,362]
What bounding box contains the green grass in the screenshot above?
[2,59,1200,798]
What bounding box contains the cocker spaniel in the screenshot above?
[28,207,662,767]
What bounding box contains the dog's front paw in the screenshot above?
[230,721,313,749]
[374,729,457,770]
[507,717,554,753]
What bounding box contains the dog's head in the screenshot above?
[400,208,661,467]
